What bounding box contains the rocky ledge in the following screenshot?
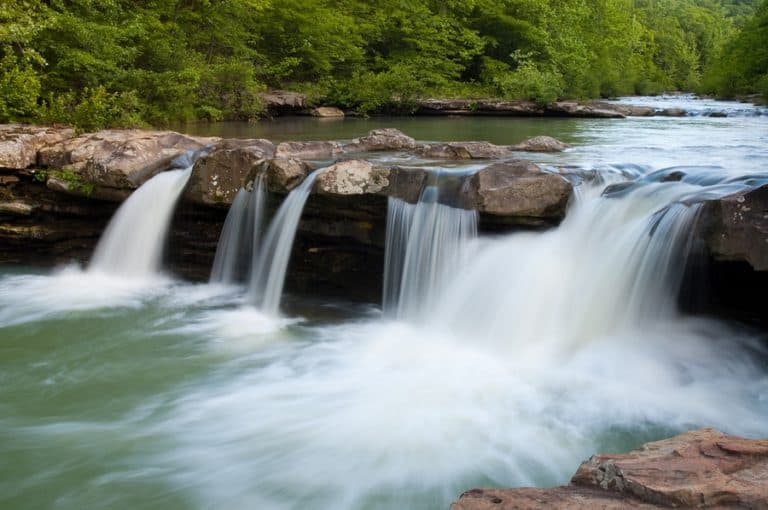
[451,428,768,509]
[1,124,767,310]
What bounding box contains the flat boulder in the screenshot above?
[696,183,768,270]
[547,101,626,118]
[511,135,570,152]
[417,141,511,160]
[38,129,218,191]
[275,140,343,160]
[184,139,275,206]
[464,160,572,220]
[451,428,768,509]
[0,124,75,170]
[343,128,417,152]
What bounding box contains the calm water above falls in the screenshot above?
[2,97,768,510]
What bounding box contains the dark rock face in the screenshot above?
[451,428,768,510]
[185,139,274,206]
[697,184,768,270]
[463,161,573,224]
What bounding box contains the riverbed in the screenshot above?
[1,96,767,510]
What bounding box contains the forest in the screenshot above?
[0,0,765,128]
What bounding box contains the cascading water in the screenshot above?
[383,184,477,320]
[209,173,268,284]
[88,166,194,277]
[246,169,322,314]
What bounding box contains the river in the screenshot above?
[1,96,767,510]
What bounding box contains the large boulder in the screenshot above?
[0,124,76,170]
[463,160,573,220]
[343,128,417,152]
[451,428,768,510]
[511,135,571,153]
[184,139,274,206]
[38,129,218,193]
[263,158,312,193]
[275,140,343,160]
[696,183,768,270]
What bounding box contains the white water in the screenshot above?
[383,187,477,320]
[247,170,322,314]
[210,174,268,283]
[89,167,193,277]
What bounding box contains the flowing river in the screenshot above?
[1,96,767,510]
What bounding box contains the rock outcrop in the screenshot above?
[416,99,630,118]
[697,184,768,271]
[462,160,573,224]
[451,428,768,510]
[257,90,307,115]
[37,129,218,199]
[0,125,76,170]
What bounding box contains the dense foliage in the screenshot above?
[0,0,763,127]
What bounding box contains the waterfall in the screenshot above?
[89,166,193,277]
[383,185,478,321]
[246,170,322,314]
[210,174,268,284]
[429,181,706,352]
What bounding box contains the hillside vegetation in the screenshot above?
[0,0,764,128]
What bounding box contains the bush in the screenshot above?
[0,51,42,121]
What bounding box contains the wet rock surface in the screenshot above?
[451,428,768,510]
[697,183,768,271]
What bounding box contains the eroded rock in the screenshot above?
[263,158,312,193]
[0,124,76,170]
[511,135,571,152]
[451,428,768,510]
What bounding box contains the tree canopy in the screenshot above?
[0,0,763,128]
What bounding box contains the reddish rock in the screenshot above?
[451,428,768,510]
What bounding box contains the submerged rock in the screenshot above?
[0,124,76,170]
[185,139,274,206]
[463,160,573,221]
[697,183,768,270]
[511,135,571,152]
[38,129,218,197]
[451,428,768,510]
